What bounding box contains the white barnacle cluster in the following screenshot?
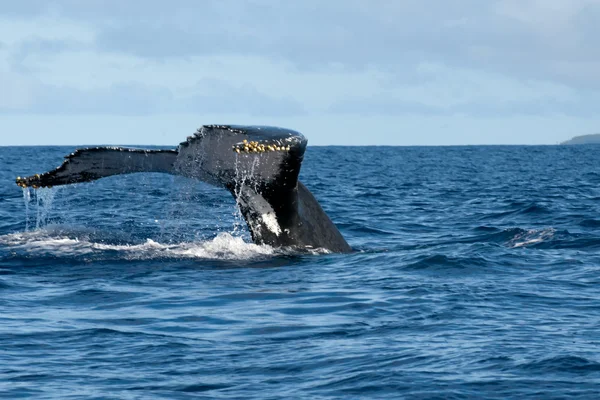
[232,139,291,154]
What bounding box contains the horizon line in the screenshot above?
[0,143,573,148]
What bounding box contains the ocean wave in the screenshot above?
[579,219,600,228]
[518,355,600,373]
[478,202,551,222]
[401,254,489,271]
[4,146,600,399]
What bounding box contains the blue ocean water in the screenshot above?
[1,145,600,399]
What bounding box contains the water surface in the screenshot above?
[1,145,600,399]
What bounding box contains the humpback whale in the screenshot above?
[15,125,352,253]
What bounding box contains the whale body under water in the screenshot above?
[16,125,352,253]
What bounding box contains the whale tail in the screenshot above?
[15,125,351,252]
[16,125,306,190]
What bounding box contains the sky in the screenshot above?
[1,0,599,146]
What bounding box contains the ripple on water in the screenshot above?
[2,146,600,399]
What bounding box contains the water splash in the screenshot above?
[14,155,271,256]
[0,230,277,260]
[507,227,556,248]
[22,187,32,231]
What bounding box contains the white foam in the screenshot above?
[0,230,277,260]
[507,228,556,248]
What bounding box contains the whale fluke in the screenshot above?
[16,147,178,188]
[16,125,352,253]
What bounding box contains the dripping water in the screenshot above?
[35,191,41,229]
[232,154,261,236]
[22,188,57,231]
[22,187,31,231]
[36,188,57,229]
[232,153,247,236]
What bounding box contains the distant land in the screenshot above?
[561,134,600,145]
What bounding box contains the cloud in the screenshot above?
[329,62,600,118]
[0,68,35,110]
[0,78,306,116]
[1,0,600,128]
[30,83,172,115]
[4,0,599,91]
[8,38,86,74]
[329,93,598,118]
[179,79,306,116]
[329,97,441,116]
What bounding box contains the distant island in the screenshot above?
[561,134,600,145]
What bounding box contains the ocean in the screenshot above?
[1,145,600,399]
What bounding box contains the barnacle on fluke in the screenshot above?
[232,140,291,154]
